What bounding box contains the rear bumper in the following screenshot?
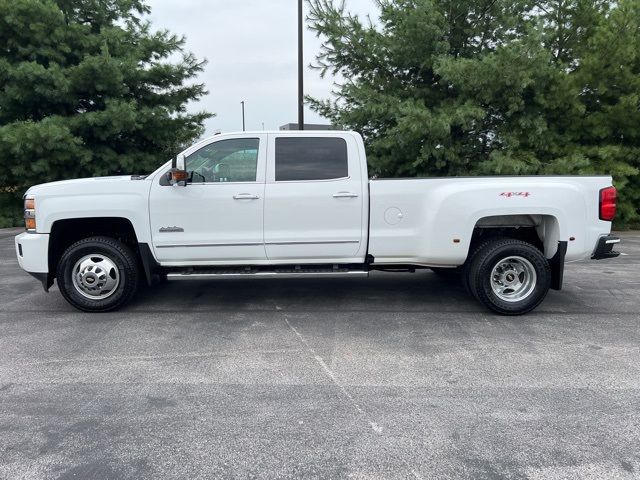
[15,232,49,273]
[591,235,621,260]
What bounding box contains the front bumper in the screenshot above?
[592,234,621,260]
[15,232,49,274]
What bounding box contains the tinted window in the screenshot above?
[186,138,259,183]
[275,137,348,181]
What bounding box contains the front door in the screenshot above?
[149,135,267,265]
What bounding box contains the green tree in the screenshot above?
[0,0,212,227]
[308,0,640,226]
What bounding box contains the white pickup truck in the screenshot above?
[15,130,620,315]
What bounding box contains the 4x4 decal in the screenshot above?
[500,192,531,198]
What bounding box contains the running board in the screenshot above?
[166,267,369,280]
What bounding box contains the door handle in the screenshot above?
[233,193,260,200]
[333,192,359,198]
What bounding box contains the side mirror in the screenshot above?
[168,153,188,187]
[167,168,189,187]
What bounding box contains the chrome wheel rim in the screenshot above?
[490,256,537,303]
[71,254,120,300]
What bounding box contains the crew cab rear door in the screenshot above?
[263,133,366,262]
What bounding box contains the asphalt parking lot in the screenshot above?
[0,229,639,479]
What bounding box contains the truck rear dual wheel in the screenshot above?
[56,236,140,312]
[465,238,551,315]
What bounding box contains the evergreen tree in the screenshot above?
[0,0,212,227]
[308,0,640,226]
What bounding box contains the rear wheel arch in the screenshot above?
[467,214,561,258]
[466,214,564,292]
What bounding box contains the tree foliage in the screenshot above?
[308,0,640,226]
[0,0,212,227]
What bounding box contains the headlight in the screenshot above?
[24,197,36,231]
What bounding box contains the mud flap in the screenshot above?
[549,241,567,291]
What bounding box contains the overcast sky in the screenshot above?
[146,0,375,136]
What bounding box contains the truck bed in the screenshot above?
[368,176,613,265]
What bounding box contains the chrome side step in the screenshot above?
[166,268,369,280]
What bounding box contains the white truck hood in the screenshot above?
[25,174,154,237]
[26,176,141,196]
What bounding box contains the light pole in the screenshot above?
[241,101,246,131]
[298,0,304,130]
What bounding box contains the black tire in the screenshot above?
[56,236,140,312]
[465,238,550,315]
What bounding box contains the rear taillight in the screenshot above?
[599,186,617,222]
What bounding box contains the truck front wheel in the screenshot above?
[56,236,140,312]
[466,238,551,315]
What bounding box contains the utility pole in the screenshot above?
[241,101,246,131]
[298,0,304,130]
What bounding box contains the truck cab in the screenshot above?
[152,131,369,265]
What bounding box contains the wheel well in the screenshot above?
[48,217,139,275]
[470,226,543,252]
[470,214,558,256]
[468,214,565,292]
